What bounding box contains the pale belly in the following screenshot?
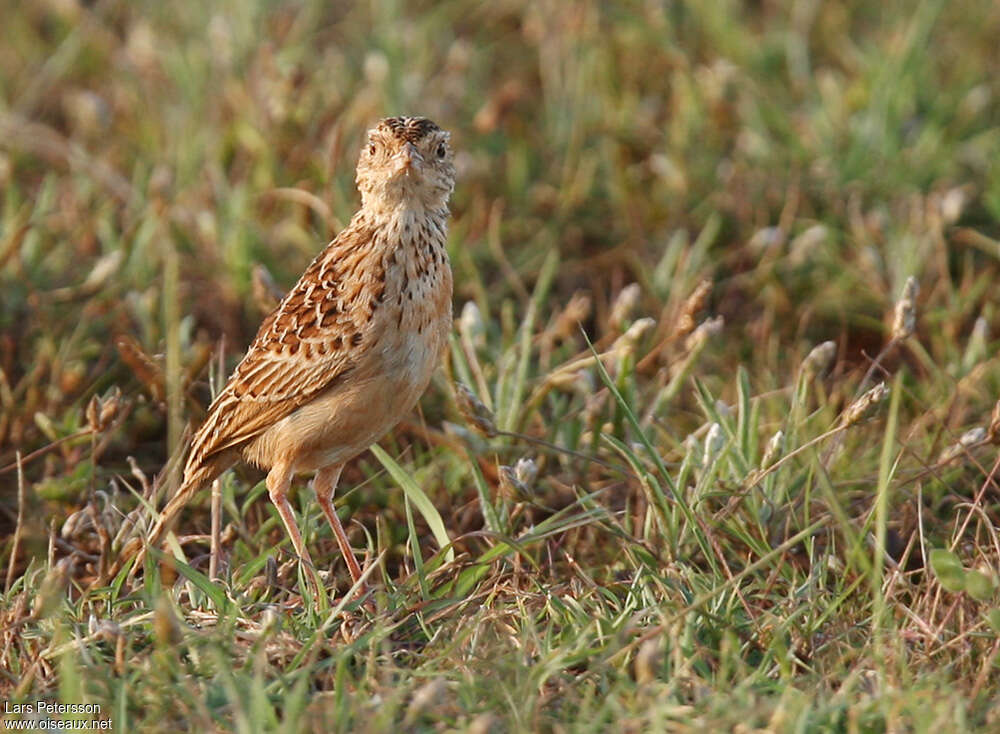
[242,318,448,474]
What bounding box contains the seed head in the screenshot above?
[891,276,919,340]
[801,341,836,380]
[938,427,987,464]
[685,315,723,352]
[514,457,538,488]
[940,187,967,225]
[549,291,592,342]
[703,423,725,466]
[85,386,123,434]
[674,279,712,339]
[609,283,641,329]
[761,430,784,469]
[498,465,528,500]
[454,382,497,437]
[841,382,890,428]
[459,301,486,347]
[683,433,702,469]
[613,317,656,356]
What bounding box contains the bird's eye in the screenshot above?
[436,143,447,159]
[368,143,377,155]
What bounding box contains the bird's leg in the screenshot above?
[314,464,366,592]
[266,463,321,599]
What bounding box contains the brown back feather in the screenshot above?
[183,217,380,479]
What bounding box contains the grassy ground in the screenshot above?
[3,0,1000,730]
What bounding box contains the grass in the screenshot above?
[2,0,1000,730]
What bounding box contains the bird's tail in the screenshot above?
[144,470,210,556]
[111,459,221,579]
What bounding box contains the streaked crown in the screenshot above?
[377,116,442,143]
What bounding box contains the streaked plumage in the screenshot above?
[126,117,455,594]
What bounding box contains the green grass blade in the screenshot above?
[146,546,232,614]
[371,444,455,563]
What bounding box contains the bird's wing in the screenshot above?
[185,222,385,472]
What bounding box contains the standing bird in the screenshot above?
[125,117,455,593]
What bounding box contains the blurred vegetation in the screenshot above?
[2,0,1000,730]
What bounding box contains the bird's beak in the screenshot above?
[391,142,424,178]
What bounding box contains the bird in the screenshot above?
[121,116,455,596]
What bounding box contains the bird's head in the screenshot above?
[356,116,455,213]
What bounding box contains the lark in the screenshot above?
[127,117,455,594]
